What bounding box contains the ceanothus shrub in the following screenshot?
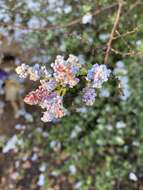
[16,54,111,122]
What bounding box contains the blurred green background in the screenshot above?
[0,0,143,189]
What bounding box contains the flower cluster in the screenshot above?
[82,64,111,105]
[16,63,50,81]
[40,93,66,122]
[51,55,81,88]
[16,55,111,122]
[24,85,66,122]
[24,85,49,105]
[82,87,96,106]
[86,64,111,88]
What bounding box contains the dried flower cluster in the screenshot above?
[16,63,50,81]
[16,55,111,122]
[51,55,81,88]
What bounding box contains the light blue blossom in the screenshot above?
[82,13,92,24]
[37,174,45,187]
[82,87,96,106]
[87,64,111,88]
[40,79,57,92]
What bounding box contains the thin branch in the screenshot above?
[127,0,142,13]
[104,1,123,65]
[111,48,143,57]
[113,26,139,40]
[0,3,118,32]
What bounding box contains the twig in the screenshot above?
[104,0,123,65]
[127,0,142,13]
[0,3,118,32]
[111,48,143,57]
[113,26,139,40]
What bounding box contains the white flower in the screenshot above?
[78,54,85,65]
[132,141,140,147]
[99,33,109,42]
[26,0,40,11]
[70,126,82,139]
[3,135,23,153]
[115,137,124,145]
[14,29,28,41]
[39,163,47,172]
[15,14,22,24]
[27,16,46,29]
[129,172,138,181]
[114,61,127,75]
[76,107,88,113]
[136,40,142,46]
[69,165,77,174]
[116,121,126,129]
[120,86,131,101]
[37,174,45,186]
[64,5,72,14]
[31,153,38,161]
[50,171,59,177]
[82,13,92,24]
[100,89,110,97]
[114,61,131,101]
[16,63,29,78]
[116,60,124,68]
[118,76,131,100]
[36,128,42,133]
[74,181,82,189]
[0,11,11,22]
[106,124,113,131]
[24,112,33,122]
[15,124,25,130]
[50,140,61,152]
[42,132,49,138]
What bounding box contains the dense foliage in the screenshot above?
[0,0,143,189]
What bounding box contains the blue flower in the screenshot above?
[40,79,57,92]
[82,87,96,106]
[0,69,8,80]
[86,64,111,88]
